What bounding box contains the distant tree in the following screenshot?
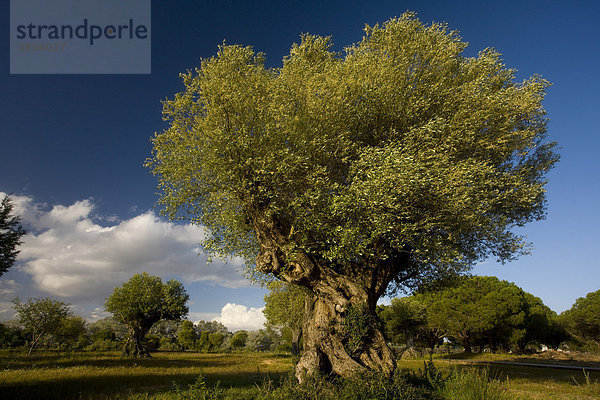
[230,330,248,350]
[89,317,127,341]
[178,320,197,350]
[196,320,228,334]
[379,297,426,347]
[247,329,275,352]
[0,196,26,277]
[105,272,189,357]
[561,289,600,351]
[0,321,26,348]
[13,297,71,356]
[263,282,308,355]
[196,330,210,352]
[426,277,527,352]
[208,332,225,351]
[54,315,88,350]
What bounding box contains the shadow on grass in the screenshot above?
[0,369,289,400]
[0,351,276,371]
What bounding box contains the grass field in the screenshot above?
[0,350,598,399]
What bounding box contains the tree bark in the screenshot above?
[123,324,152,358]
[252,211,404,382]
[294,284,395,382]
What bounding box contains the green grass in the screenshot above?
[0,350,599,399]
[0,351,291,399]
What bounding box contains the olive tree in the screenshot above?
[12,297,71,356]
[147,13,557,379]
[105,272,189,357]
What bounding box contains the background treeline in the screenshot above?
[0,313,290,353]
[377,276,600,355]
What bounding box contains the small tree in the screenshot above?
[105,272,189,357]
[230,330,248,350]
[54,315,88,350]
[0,195,26,277]
[263,282,308,355]
[208,332,225,351]
[13,297,71,356]
[178,320,197,350]
[196,330,210,352]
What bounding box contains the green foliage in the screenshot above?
[384,277,562,353]
[0,195,26,277]
[178,320,198,350]
[147,13,557,291]
[247,329,277,352]
[230,330,248,350]
[437,368,511,400]
[342,302,377,357]
[105,273,189,327]
[196,320,229,334]
[173,372,226,400]
[208,332,225,350]
[561,289,600,350]
[12,297,72,355]
[379,297,427,345]
[263,282,307,354]
[196,331,211,352]
[0,321,26,348]
[53,315,88,350]
[105,272,189,356]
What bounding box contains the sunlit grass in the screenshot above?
[0,351,292,399]
[1,350,598,399]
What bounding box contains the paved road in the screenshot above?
[462,360,600,372]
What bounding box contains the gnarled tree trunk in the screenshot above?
[253,213,404,382]
[296,287,395,381]
[123,322,153,358]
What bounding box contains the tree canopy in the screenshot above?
[263,281,308,355]
[561,289,600,351]
[0,196,26,277]
[147,13,557,379]
[105,272,189,357]
[381,276,565,353]
[13,297,72,356]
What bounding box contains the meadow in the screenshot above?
[0,350,598,399]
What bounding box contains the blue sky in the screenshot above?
[1,1,599,328]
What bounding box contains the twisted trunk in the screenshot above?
[253,212,405,381]
[296,286,395,381]
[123,322,153,358]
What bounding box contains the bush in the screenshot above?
[437,368,511,400]
[173,372,226,400]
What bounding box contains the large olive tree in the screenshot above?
[147,14,557,379]
[105,273,189,357]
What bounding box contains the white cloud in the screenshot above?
[212,303,266,332]
[2,193,249,304]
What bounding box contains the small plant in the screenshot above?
[342,302,377,358]
[437,367,511,400]
[173,372,225,400]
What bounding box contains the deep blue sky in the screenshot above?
[1,0,599,322]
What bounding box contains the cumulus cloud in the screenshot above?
[212,303,266,332]
[3,193,248,304]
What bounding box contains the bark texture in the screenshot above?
[253,212,403,381]
[123,323,153,358]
